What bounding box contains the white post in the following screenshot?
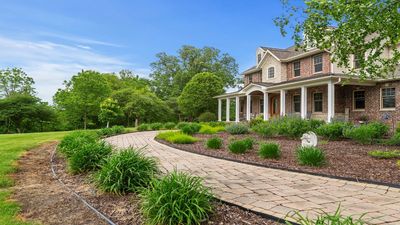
[246,95,251,121]
[327,80,335,123]
[226,98,230,122]
[218,99,222,121]
[235,96,240,122]
[263,92,269,121]
[301,86,307,119]
[280,90,286,116]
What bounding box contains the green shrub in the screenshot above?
[149,123,163,130]
[252,122,277,137]
[385,132,400,146]
[316,122,352,140]
[69,141,112,173]
[258,143,280,159]
[344,122,389,144]
[176,122,190,129]
[225,123,249,135]
[163,122,176,129]
[242,137,254,149]
[207,121,226,127]
[274,116,315,139]
[95,148,158,194]
[58,131,98,158]
[296,146,326,167]
[206,137,223,149]
[140,171,213,225]
[249,115,264,128]
[137,123,149,131]
[157,131,198,144]
[199,125,225,134]
[228,140,248,154]
[181,123,201,135]
[198,112,217,122]
[97,125,126,137]
[368,150,400,159]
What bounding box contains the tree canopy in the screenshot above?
[98,98,122,128]
[274,0,400,79]
[150,45,239,100]
[0,68,35,98]
[178,72,224,119]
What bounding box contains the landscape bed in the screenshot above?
[156,132,400,186]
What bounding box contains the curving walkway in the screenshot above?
[106,131,400,224]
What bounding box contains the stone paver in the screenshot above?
[106,131,400,224]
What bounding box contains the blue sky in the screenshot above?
[0,0,296,102]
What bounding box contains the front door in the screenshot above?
[270,95,280,117]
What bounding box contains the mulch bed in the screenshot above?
[13,142,280,225]
[157,132,400,186]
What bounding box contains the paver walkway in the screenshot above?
[106,131,400,224]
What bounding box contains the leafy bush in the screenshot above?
[97,125,126,137]
[69,141,112,173]
[111,125,125,134]
[137,123,149,131]
[206,121,226,127]
[206,137,223,149]
[176,122,190,129]
[344,122,389,144]
[140,171,213,225]
[242,137,254,149]
[258,143,280,159]
[228,140,248,154]
[199,125,225,134]
[58,131,98,157]
[156,131,197,144]
[316,122,351,140]
[368,150,400,159]
[149,123,163,130]
[274,116,316,139]
[249,115,264,128]
[252,122,278,137]
[198,112,217,122]
[296,146,326,167]
[385,132,400,146]
[225,123,249,135]
[181,123,201,135]
[95,148,158,194]
[163,122,176,129]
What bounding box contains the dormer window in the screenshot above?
[268,67,275,78]
[293,61,301,77]
[257,54,262,63]
[313,54,323,73]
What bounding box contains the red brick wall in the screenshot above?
[244,71,262,86]
[286,52,331,80]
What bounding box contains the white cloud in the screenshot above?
[0,36,134,103]
[38,31,123,48]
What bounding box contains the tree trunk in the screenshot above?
[135,118,139,127]
[84,113,87,130]
[106,121,110,128]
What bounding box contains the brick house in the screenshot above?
[214,45,400,128]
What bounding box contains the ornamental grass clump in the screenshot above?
[228,140,248,154]
[225,123,249,135]
[368,150,400,159]
[242,137,254,149]
[296,146,326,167]
[205,137,223,149]
[156,131,197,144]
[58,130,98,158]
[140,171,213,225]
[258,143,281,159]
[95,148,158,194]
[69,141,112,174]
[199,125,225,134]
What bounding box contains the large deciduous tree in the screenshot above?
[274,0,400,79]
[150,45,239,100]
[98,98,122,128]
[54,70,111,129]
[0,68,35,98]
[177,72,224,119]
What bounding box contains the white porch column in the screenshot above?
[301,86,307,119]
[218,99,222,121]
[263,92,269,121]
[246,95,251,121]
[280,90,286,116]
[235,96,240,122]
[327,80,335,123]
[226,98,230,122]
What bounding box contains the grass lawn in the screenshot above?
[0,131,70,225]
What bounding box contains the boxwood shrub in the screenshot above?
[258,143,280,159]
[225,123,249,135]
[205,137,223,149]
[296,146,326,167]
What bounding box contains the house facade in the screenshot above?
[215,45,400,126]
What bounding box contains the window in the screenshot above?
[354,54,361,69]
[313,54,323,73]
[248,75,252,83]
[353,90,365,110]
[313,93,323,112]
[293,95,301,113]
[257,54,261,63]
[260,99,264,113]
[293,61,301,77]
[268,67,275,78]
[381,88,396,109]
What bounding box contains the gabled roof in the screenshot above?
[260,46,305,60]
[241,66,261,75]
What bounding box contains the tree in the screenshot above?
[54,70,111,129]
[150,46,239,100]
[274,0,400,79]
[0,94,55,133]
[98,98,122,128]
[0,68,35,98]
[178,72,224,119]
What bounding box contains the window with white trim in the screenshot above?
[293,61,301,77]
[293,95,301,113]
[353,90,365,110]
[354,54,361,69]
[257,54,261,63]
[268,67,275,78]
[313,93,323,112]
[381,88,396,109]
[313,54,323,73]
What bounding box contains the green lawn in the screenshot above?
[0,131,70,225]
